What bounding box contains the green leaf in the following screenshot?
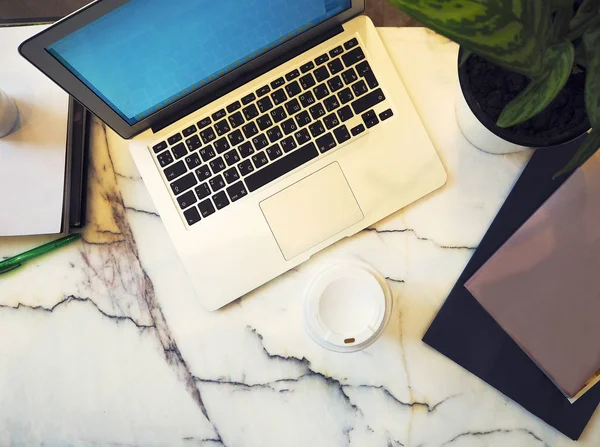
[555,130,600,177]
[583,26,600,128]
[549,4,574,41]
[459,49,472,67]
[386,0,551,78]
[497,40,575,128]
[569,0,600,32]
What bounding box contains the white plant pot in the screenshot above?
[0,89,18,138]
[455,84,531,155]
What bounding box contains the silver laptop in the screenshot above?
[20,0,447,310]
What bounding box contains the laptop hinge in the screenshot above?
[151,25,344,134]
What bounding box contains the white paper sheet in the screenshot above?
[0,25,69,236]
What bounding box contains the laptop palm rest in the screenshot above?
[260,163,364,261]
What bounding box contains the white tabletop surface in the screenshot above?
[1,27,598,447]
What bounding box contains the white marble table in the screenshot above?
[1,28,598,447]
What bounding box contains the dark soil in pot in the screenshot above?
[458,50,590,148]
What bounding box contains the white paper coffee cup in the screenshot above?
[303,260,393,353]
[0,89,18,138]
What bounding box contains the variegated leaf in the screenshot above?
[583,25,600,128]
[555,130,600,177]
[497,40,575,127]
[569,0,600,33]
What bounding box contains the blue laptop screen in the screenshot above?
[47,0,352,125]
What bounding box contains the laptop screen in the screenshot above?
[47,0,352,125]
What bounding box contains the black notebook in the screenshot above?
[423,138,600,440]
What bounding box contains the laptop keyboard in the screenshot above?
[150,37,394,227]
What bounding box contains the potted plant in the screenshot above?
[387,0,600,175]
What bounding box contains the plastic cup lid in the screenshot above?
[303,261,393,353]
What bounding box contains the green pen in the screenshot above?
[0,233,81,275]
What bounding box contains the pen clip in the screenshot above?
[0,263,21,275]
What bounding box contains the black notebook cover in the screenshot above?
[423,139,600,440]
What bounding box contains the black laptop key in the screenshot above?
[177,190,196,210]
[239,141,255,158]
[285,81,302,98]
[227,101,241,113]
[351,124,365,136]
[198,199,216,218]
[224,148,240,166]
[352,80,368,97]
[196,165,212,181]
[266,143,283,161]
[242,122,259,139]
[171,172,197,195]
[344,38,358,50]
[271,77,285,89]
[199,145,216,162]
[153,141,168,154]
[298,91,315,108]
[333,125,351,144]
[299,73,316,90]
[310,103,326,120]
[330,45,344,57]
[338,105,354,122]
[300,61,315,73]
[200,128,216,145]
[257,115,273,131]
[267,125,283,143]
[172,142,188,159]
[210,157,226,174]
[285,69,300,81]
[365,115,379,129]
[315,53,329,66]
[246,142,319,193]
[210,174,226,192]
[338,87,354,105]
[164,160,187,181]
[295,128,311,145]
[185,135,202,151]
[252,151,269,168]
[157,150,174,167]
[208,112,221,124]
[195,182,211,200]
[223,167,240,184]
[380,108,394,121]
[352,88,385,115]
[309,121,325,138]
[182,125,197,137]
[256,85,271,97]
[227,181,248,202]
[314,66,330,82]
[168,133,182,145]
[243,104,259,121]
[342,47,365,67]
[270,106,287,124]
[365,71,379,89]
[327,75,344,93]
[238,159,255,176]
[185,153,202,170]
[327,58,344,75]
[342,68,358,85]
[355,60,372,77]
[241,93,256,105]
[257,97,273,114]
[281,136,297,153]
[228,112,245,129]
[281,118,298,135]
[295,111,312,128]
[323,113,340,130]
[323,96,340,113]
[213,191,230,210]
[285,98,302,116]
[316,133,337,153]
[314,83,330,100]
[271,88,287,105]
[214,137,230,154]
[362,110,377,122]
[252,133,269,150]
[183,207,201,226]
[214,119,231,136]
[227,129,244,146]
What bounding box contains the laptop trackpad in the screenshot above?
[260,163,364,260]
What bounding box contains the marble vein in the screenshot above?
[441,428,549,447]
[364,227,478,251]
